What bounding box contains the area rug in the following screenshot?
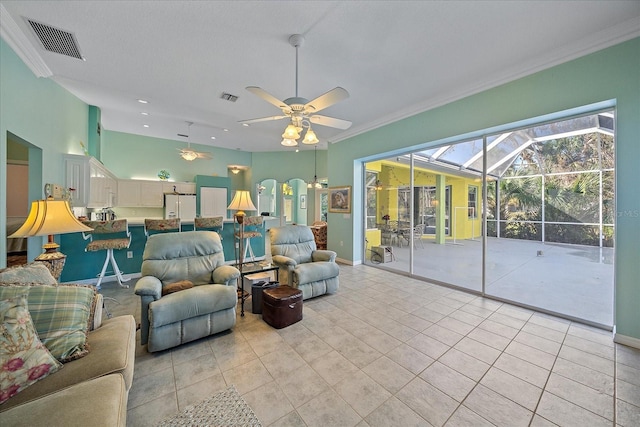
[156,385,262,427]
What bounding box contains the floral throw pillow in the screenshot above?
[0,294,62,404]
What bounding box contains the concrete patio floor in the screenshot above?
[367,237,614,327]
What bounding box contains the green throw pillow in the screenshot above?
[0,285,95,362]
[0,294,62,404]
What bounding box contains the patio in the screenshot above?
[367,237,614,327]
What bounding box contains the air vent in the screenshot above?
[27,19,83,60]
[221,92,238,102]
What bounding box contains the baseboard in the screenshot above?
[614,332,640,350]
[336,257,355,265]
[61,273,141,286]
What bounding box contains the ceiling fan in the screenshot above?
[240,34,352,146]
[176,122,213,161]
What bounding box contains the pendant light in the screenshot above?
[307,147,322,189]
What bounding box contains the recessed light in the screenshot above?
[137,99,148,104]
[143,124,149,128]
[141,112,149,116]
[223,129,229,132]
[242,123,249,127]
[210,136,216,140]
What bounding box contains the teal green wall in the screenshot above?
[1,38,88,266]
[330,37,640,340]
[101,130,253,182]
[88,105,101,159]
[250,150,326,224]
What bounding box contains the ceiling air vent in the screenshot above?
[221,92,238,102]
[27,19,84,60]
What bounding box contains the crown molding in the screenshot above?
[330,16,640,145]
[0,4,52,78]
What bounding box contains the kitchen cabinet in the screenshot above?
[117,180,163,207]
[64,154,117,208]
[140,181,164,207]
[88,160,117,208]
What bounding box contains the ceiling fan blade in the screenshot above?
[310,114,352,130]
[238,115,288,125]
[246,87,290,111]
[304,87,349,113]
[196,152,213,160]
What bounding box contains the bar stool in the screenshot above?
[144,218,180,238]
[194,216,224,238]
[82,219,131,290]
[235,215,263,263]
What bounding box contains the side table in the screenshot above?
[236,263,279,316]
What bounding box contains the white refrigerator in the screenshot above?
[164,194,197,220]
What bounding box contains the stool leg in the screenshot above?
[95,250,112,290]
[108,249,130,288]
[244,237,256,262]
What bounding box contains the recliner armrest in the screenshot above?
[134,276,162,300]
[312,250,337,263]
[212,265,241,286]
[272,255,297,269]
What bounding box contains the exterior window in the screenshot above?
[468,185,478,218]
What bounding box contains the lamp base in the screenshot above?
[35,250,66,282]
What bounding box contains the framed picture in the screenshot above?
[329,186,351,213]
[300,194,307,209]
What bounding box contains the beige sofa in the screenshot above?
[0,264,136,426]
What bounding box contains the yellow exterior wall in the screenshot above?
[370,161,483,241]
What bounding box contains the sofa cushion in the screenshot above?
[0,374,128,426]
[0,315,136,412]
[162,280,194,296]
[0,263,57,286]
[0,285,95,362]
[0,295,62,404]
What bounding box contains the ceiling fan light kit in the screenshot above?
[282,123,301,140]
[177,121,213,161]
[281,138,298,147]
[180,151,198,161]
[242,34,351,147]
[302,126,319,145]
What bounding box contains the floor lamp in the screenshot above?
[227,190,257,270]
[8,197,93,281]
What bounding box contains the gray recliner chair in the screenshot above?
[135,231,240,352]
[269,225,339,300]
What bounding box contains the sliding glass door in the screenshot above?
[363,109,615,326]
[484,111,615,326]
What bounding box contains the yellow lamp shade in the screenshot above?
[9,198,93,238]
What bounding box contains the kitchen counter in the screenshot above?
[59,219,266,283]
[121,217,241,226]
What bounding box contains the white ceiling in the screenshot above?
[2,1,639,152]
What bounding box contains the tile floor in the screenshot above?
[100,264,640,427]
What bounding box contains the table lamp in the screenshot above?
[227,190,256,269]
[8,197,93,280]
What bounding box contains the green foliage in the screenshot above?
[489,132,614,246]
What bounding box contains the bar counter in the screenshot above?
[59,218,265,283]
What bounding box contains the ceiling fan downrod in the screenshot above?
[289,34,305,98]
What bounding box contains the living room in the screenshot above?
[1,1,640,426]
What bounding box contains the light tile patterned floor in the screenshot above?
[99,264,640,427]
